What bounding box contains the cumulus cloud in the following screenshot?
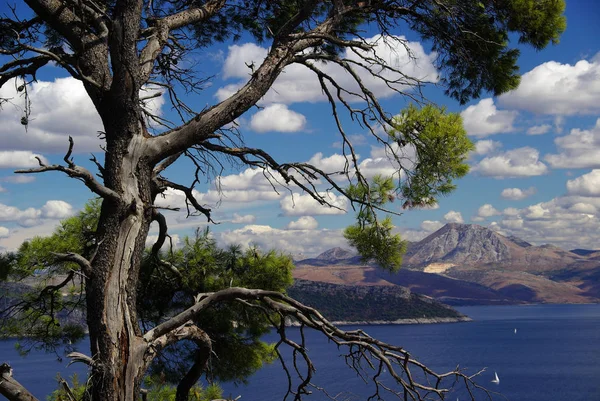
[41,200,74,219]
[280,192,348,216]
[250,104,307,133]
[473,140,502,156]
[0,78,103,153]
[217,35,438,104]
[460,98,517,137]
[286,216,318,230]
[500,57,600,115]
[0,200,73,227]
[231,213,256,224]
[501,187,536,200]
[0,77,165,154]
[471,147,548,178]
[217,224,346,257]
[477,204,501,218]
[0,226,8,238]
[527,124,552,135]
[566,170,600,197]
[307,152,350,174]
[0,203,41,227]
[0,151,49,168]
[420,220,443,232]
[443,210,464,223]
[545,119,600,169]
[494,195,600,250]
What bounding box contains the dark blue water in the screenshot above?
[1,304,599,400]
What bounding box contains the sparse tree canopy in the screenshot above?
[0,0,565,400]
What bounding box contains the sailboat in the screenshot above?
[514,328,517,334]
[491,372,500,384]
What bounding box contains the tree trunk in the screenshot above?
[85,128,155,401]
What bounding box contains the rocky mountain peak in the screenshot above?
[315,247,356,261]
[406,223,513,266]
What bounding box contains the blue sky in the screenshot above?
[1,2,600,257]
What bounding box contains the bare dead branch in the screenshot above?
[157,178,214,222]
[14,137,120,202]
[143,288,490,401]
[0,363,39,401]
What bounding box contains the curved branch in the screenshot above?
[14,137,120,202]
[0,363,39,401]
[157,178,214,222]
[52,252,92,277]
[143,288,490,401]
[146,5,353,162]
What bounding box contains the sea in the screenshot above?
[1,304,599,401]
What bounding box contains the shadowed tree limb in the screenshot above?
[0,363,39,401]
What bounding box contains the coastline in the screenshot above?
[286,316,472,327]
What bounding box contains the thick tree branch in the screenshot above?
[0,363,39,401]
[139,0,225,84]
[146,5,353,162]
[14,137,120,202]
[52,252,93,277]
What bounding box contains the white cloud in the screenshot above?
[217,224,346,257]
[527,124,552,135]
[0,203,41,226]
[0,200,75,228]
[473,140,502,156]
[0,219,61,251]
[250,104,307,133]
[545,119,600,169]
[0,184,4,193]
[494,195,600,250]
[286,216,318,230]
[203,189,282,204]
[307,153,350,174]
[41,200,74,219]
[280,192,348,216]
[460,98,517,137]
[503,207,521,217]
[472,147,548,178]
[0,151,49,168]
[566,170,600,197]
[0,226,8,238]
[217,35,438,105]
[231,213,256,224]
[1,175,35,184]
[501,187,536,200]
[0,77,165,154]
[0,78,103,153]
[500,58,600,115]
[420,220,443,232]
[477,204,501,218]
[223,42,267,79]
[443,210,464,223]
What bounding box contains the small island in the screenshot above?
[288,279,470,325]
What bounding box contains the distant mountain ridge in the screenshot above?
[294,223,600,305]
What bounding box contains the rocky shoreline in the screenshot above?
[286,316,472,327]
[331,316,472,326]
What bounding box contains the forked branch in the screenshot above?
[14,137,119,202]
[143,288,491,401]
